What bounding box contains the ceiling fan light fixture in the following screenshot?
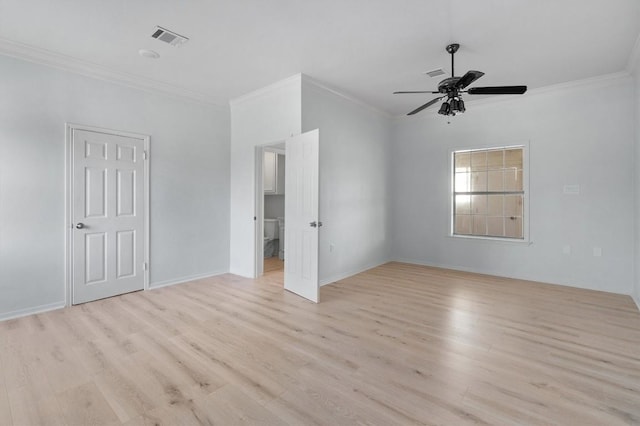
[458,98,465,112]
[438,102,451,116]
[451,98,465,113]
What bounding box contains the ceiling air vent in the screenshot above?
[424,68,446,78]
[151,26,189,46]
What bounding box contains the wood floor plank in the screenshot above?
[56,382,119,426]
[201,384,287,425]
[263,256,284,273]
[8,391,65,426]
[0,362,12,426]
[91,351,160,422]
[1,342,55,401]
[1,262,639,425]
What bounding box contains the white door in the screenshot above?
[284,129,319,303]
[71,128,147,304]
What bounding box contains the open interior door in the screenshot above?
[284,129,319,303]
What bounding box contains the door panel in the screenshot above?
[85,140,107,160]
[72,129,146,304]
[116,169,136,216]
[85,232,107,284]
[85,167,107,218]
[284,129,319,303]
[116,230,136,278]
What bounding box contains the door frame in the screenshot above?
[64,123,150,307]
[254,142,285,277]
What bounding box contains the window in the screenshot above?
[452,146,526,240]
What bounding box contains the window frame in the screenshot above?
[449,142,530,243]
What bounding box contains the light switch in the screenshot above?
[563,245,571,255]
[593,247,602,257]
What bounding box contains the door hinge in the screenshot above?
[143,262,148,271]
[143,151,148,160]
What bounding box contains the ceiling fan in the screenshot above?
[394,43,527,116]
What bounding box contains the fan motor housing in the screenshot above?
[438,77,461,94]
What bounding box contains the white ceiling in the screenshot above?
[0,0,639,116]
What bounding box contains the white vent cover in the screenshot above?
[151,26,189,46]
[424,68,446,78]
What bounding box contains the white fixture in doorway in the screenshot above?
[263,218,279,257]
[65,123,150,305]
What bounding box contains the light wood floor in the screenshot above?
[1,262,639,425]
[263,256,284,273]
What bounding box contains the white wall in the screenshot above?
[229,75,301,277]
[391,75,635,295]
[633,59,640,308]
[0,54,230,318]
[302,77,391,285]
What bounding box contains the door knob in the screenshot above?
[309,221,317,228]
[75,223,85,229]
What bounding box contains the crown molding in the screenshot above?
[301,74,391,119]
[524,71,631,97]
[0,37,226,108]
[229,74,302,108]
[392,71,632,121]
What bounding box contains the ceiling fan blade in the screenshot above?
[455,70,485,89]
[407,97,443,115]
[394,91,440,94]
[467,86,527,95]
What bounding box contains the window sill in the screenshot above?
[448,234,532,246]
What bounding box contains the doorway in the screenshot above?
[65,123,149,305]
[256,143,286,277]
[254,130,320,303]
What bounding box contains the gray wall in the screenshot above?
[302,78,391,285]
[264,195,285,219]
[0,54,230,318]
[634,63,640,307]
[391,75,635,295]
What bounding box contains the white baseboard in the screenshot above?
[149,270,228,290]
[392,257,502,278]
[392,258,632,296]
[0,300,66,322]
[0,270,228,322]
[228,267,254,279]
[319,260,389,287]
[392,257,538,281]
[394,257,567,287]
